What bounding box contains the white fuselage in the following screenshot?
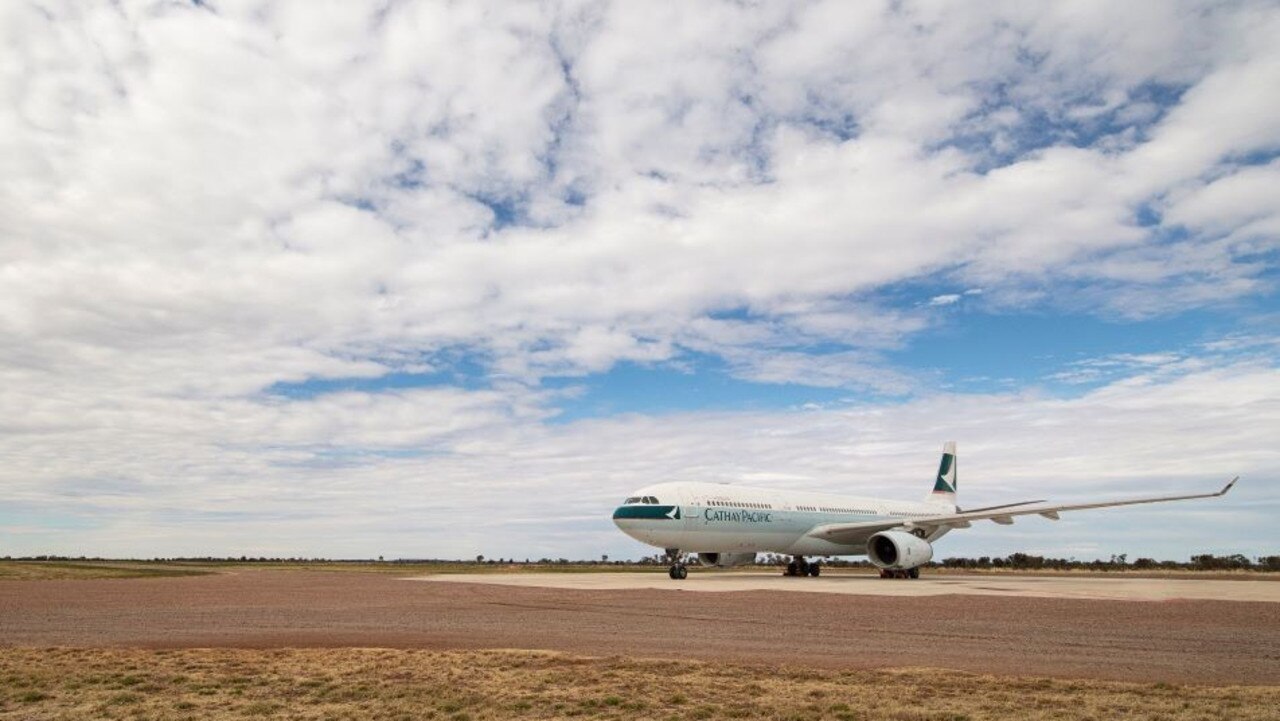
[612,481,953,557]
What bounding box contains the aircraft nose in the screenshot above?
[611,505,649,534]
[611,508,635,539]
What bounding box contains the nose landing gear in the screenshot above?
[665,549,688,580]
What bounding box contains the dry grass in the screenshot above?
[0,648,1275,721]
[0,560,667,580]
[0,562,212,581]
[0,560,754,582]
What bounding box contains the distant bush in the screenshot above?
[932,552,1272,572]
[7,552,1274,571]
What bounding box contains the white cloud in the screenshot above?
[1,1,1277,559]
[718,348,916,395]
[2,357,1275,560]
[1164,159,1280,240]
[6,1,1277,380]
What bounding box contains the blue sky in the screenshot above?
[2,1,1278,562]
[270,284,1278,417]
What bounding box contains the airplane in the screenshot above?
[612,442,1238,580]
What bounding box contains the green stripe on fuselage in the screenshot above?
[612,505,680,520]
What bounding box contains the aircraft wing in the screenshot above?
[808,477,1238,547]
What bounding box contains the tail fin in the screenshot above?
[927,441,957,507]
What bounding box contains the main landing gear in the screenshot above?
[784,557,821,577]
[665,548,688,580]
[879,568,921,579]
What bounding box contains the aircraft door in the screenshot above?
[677,486,696,547]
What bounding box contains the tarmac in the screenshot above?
[4,570,1278,683]
[418,570,1280,602]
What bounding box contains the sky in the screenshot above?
[2,0,1278,562]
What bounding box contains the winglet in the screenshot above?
[1217,476,1239,496]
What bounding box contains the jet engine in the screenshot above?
[866,531,933,570]
[697,552,757,568]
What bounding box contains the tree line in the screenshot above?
[6,552,1277,571]
[932,552,1278,571]
[720,552,1280,571]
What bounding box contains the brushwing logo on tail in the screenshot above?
[934,454,956,494]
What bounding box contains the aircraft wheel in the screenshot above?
[908,567,920,579]
[786,560,799,577]
[676,565,688,580]
[808,563,821,577]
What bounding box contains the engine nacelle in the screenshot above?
[866,531,933,570]
[697,552,757,568]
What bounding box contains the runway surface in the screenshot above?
[3,570,1278,684]
[421,570,1280,601]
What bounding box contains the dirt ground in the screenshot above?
[2,570,1277,685]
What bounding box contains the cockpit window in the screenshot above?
[644,496,658,504]
[624,496,642,505]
